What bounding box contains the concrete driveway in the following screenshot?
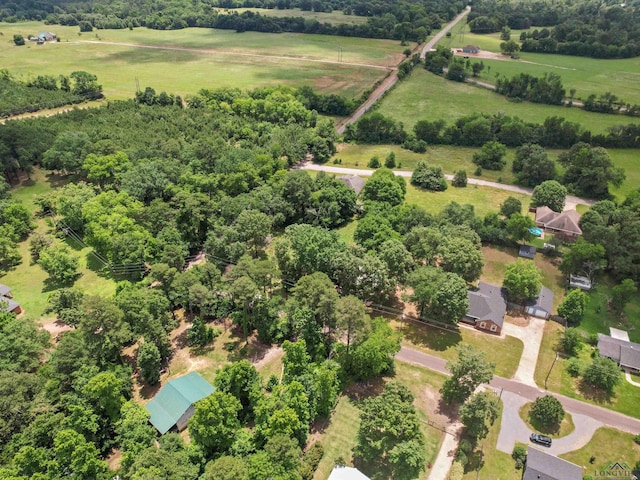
[496,390,602,456]
[502,317,546,386]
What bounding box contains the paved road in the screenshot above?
[336,7,470,134]
[397,346,640,435]
[301,162,595,210]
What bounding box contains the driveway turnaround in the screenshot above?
[495,390,603,456]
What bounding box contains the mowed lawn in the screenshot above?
[390,319,524,378]
[534,322,640,418]
[560,427,640,472]
[442,29,640,106]
[378,69,639,134]
[0,22,404,100]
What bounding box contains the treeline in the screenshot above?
[0,70,103,118]
[468,0,640,58]
[495,72,565,106]
[0,0,464,42]
[346,111,640,151]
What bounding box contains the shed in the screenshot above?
[466,282,507,334]
[462,45,480,54]
[525,285,554,319]
[0,284,11,297]
[519,245,536,259]
[524,447,582,480]
[328,466,370,480]
[569,274,591,291]
[145,372,215,434]
[0,296,21,314]
[338,175,366,196]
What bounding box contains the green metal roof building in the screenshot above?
[145,372,215,434]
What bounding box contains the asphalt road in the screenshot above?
[336,7,471,134]
[397,346,640,435]
[301,162,594,210]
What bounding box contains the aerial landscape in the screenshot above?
[1,0,640,479]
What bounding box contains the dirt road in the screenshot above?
[336,7,471,134]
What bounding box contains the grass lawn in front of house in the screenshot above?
[391,319,523,378]
[560,427,640,473]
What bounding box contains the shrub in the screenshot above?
[512,445,526,469]
[449,461,464,480]
[411,160,447,191]
[633,434,640,445]
[454,449,468,467]
[458,438,473,454]
[452,170,468,187]
[266,374,279,392]
[367,156,381,168]
[566,357,584,377]
[385,151,396,168]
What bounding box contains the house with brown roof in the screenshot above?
[465,282,507,334]
[534,206,582,241]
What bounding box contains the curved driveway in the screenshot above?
[301,163,595,210]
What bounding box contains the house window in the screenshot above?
[490,324,497,332]
[479,322,486,329]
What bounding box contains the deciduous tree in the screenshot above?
[503,259,542,303]
[459,391,500,442]
[557,289,588,326]
[531,180,567,212]
[530,395,565,426]
[441,344,495,404]
[189,391,242,456]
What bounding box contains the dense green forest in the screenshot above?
[469,0,640,58]
[0,0,464,41]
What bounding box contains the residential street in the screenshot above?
[301,163,595,210]
[397,346,640,434]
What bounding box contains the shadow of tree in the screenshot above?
[398,320,463,353]
[578,378,615,403]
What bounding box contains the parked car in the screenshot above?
[530,433,552,447]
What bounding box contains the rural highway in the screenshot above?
[336,6,471,134]
[397,346,640,435]
[300,162,595,210]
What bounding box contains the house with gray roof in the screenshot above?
[597,330,640,372]
[0,297,21,314]
[465,282,507,334]
[338,175,366,196]
[524,447,582,480]
[0,284,11,297]
[526,285,554,319]
[145,372,215,434]
[535,206,582,241]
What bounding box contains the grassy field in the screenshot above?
[0,169,117,319]
[560,427,640,473]
[534,322,640,418]
[378,69,639,135]
[518,402,575,438]
[440,28,640,105]
[579,277,640,343]
[220,7,369,25]
[0,22,404,100]
[462,401,522,480]
[313,361,444,480]
[391,319,523,378]
[480,245,565,309]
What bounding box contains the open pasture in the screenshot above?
[0,22,404,99]
[377,68,640,135]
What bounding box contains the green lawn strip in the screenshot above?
[607,149,640,200]
[534,322,640,419]
[333,143,517,184]
[0,22,402,100]
[405,183,530,218]
[480,245,565,309]
[560,427,640,474]
[518,402,575,438]
[336,220,358,245]
[255,349,284,383]
[462,400,522,480]
[312,396,362,480]
[377,68,638,135]
[224,8,369,25]
[391,319,523,378]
